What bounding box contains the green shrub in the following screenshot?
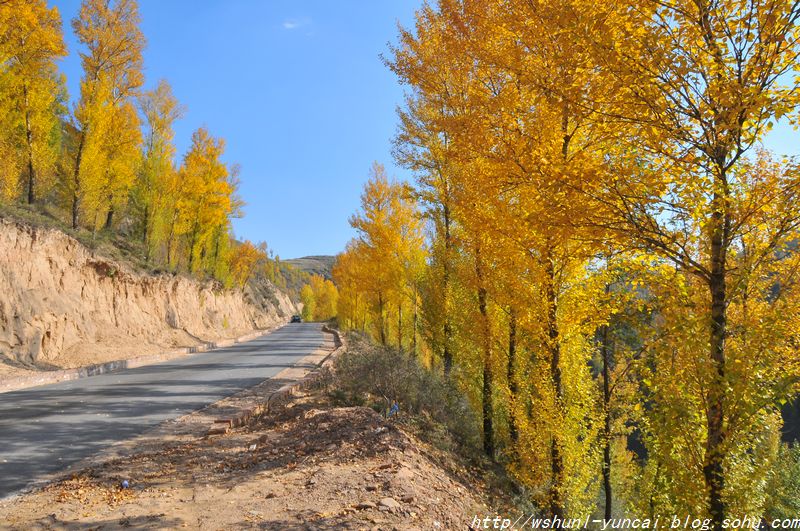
[764,443,800,520]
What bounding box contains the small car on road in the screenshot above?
[291,315,302,323]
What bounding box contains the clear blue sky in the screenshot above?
[48,1,798,259]
[49,0,423,259]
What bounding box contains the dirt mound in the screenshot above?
[0,391,490,530]
[251,406,410,462]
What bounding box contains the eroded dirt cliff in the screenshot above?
[0,218,296,378]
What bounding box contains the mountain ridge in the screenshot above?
[284,255,336,280]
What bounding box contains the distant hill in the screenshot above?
[284,255,336,280]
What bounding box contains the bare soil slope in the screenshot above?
[0,218,296,379]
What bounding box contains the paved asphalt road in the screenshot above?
[0,323,326,499]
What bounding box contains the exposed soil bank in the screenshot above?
[0,217,296,380]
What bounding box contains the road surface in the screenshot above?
[0,323,326,499]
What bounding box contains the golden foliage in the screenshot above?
[334,0,800,525]
[300,275,338,322]
[0,0,254,287]
[334,163,425,350]
[0,0,66,203]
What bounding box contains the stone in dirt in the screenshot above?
[379,497,401,509]
[356,501,377,510]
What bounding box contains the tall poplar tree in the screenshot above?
[584,1,800,526]
[0,0,66,203]
[70,0,144,229]
[133,79,183,258]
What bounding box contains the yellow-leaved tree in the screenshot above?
[170,127,240,275]
[132,79,184,260]
[300,275,338,322]
[228,240,265,288]
[576,1,800,525]
[379,0,800,525]
[69,0,144,230]
[388,0,614,514]
[0,0,66,203]
[335,163,424,349]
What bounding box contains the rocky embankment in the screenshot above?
[0,218,296,379]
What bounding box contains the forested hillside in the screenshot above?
[333,0,800,527]
[0,0,295,291]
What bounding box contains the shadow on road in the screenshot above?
[0,324,327,499]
